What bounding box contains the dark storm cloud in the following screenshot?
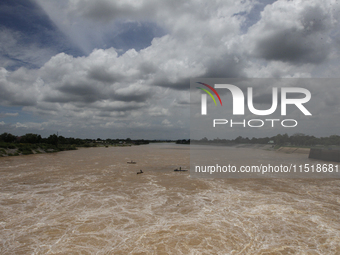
[58,83,100,97]
[0,90,37,106]
[44,81,151,104]
[87,67,122,83]
[111,93,150,103]
[76,0,146,21]
[75,0,173,23]
[153,78,190,91]
[249,3,335,64]
[203,55,246,78]
[138,62,158,78]
[253,29,329,64]
[44,92,100,104]
[94,103,144,112]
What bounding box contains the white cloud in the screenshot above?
[5,112,18,117]
[244,0,337,64]
[149,107,169,117]
[14,122,48,130]
[161,119,172,127]
[1,0,340,138]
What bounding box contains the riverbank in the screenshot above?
[0,142,315,157]
[276,146,310,154]
[0,142,148,157]
[0,143,93,157]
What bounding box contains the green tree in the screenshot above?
[58,136,67,144]
[47,134,58,146]
[21,133,42,143]
[274,134,284,145]
[0,132,16,143]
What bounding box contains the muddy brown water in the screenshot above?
[0,143,339,254]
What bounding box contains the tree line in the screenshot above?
[0,133,92,146]
[0,132,155,156]
[0,132,158,146]
[195,133,340,147]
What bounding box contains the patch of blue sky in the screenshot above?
[0,0,55,42]
[0,0,166,69]
[0,105,43,124]
[0,0,83,69]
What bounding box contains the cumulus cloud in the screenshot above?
[1,0,340,138]
[244,0,339,64]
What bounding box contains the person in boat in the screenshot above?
[137,169,143,174]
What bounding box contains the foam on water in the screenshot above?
[0,144,340,254]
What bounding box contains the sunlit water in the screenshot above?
[0,143,339,254]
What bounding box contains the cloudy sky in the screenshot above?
[0,0,340,139]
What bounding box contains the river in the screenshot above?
[0,143,339,254]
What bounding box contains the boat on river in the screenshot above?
[174,167,188,172]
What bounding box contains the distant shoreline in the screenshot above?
[190,142,311,153]
[0,143,135,157]
[0,142,333,159]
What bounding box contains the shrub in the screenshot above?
[0,142,8,149]
[21,149,33,155]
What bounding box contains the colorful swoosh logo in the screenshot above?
[196,82,222,106]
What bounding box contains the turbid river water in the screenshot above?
[0,143,339,254]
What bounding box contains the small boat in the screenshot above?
[137,170,143,174]
[174,167,188,172]
[127,160,136,164]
